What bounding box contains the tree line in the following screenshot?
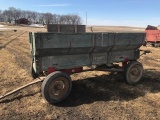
[0,7,82,25]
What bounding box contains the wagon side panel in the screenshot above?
[31,32,145,73]
[146,30,160,42]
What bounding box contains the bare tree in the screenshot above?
[43,13,54,24]
[0,10,2,21]
[52,14,59,24]
[38,13,45,24]
[59,15,67,24]
[8,7,22,24]
[65,15,72,24]
[55,14,61,24]
[59,14,82,25]
[69,14,82,25]
[0,7,83,25]
[30,11,38,23]
[3,10,13,23]
[20,10,27,18]
[21,10,32,23]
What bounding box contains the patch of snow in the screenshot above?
[29,24,44,28]
[0,28,17,30]
[132,29,143,31]
[0,25,5,27]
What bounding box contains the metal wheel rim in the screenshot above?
[128,64,142,82]
[48,77,69,100]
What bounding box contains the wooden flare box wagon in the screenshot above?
[29,25,146,104]
[145,30,160,47]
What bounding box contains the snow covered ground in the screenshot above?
[0,24,17,31]
[29,24,44,28]
[0,25,5,27]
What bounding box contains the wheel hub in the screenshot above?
[129,65,141,81]
[51,81,65,95]
[131,68,139,75]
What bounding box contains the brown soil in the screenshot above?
[0,25,160,120]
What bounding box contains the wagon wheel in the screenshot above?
[41,71,72,104]
[124,61,143,85]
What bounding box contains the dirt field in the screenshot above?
[0,25,160,120]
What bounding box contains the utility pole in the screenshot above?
[86,12,87,26]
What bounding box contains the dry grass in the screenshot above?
[0,25,160,120]
[86,26,145,32]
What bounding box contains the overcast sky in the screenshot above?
[1,0,160,27]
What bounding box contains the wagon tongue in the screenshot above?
[140,50,151,56]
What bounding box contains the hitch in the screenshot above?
[140,50,151,56]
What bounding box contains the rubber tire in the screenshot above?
[124,61,143,85]
[41,71,72,104]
